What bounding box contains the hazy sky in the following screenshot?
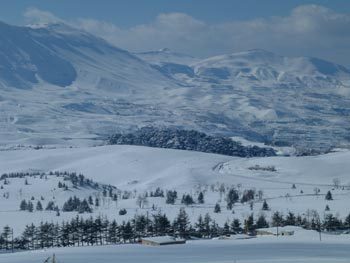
[1,0,350,66]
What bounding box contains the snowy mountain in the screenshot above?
[0,22,172,90]
[184,49,350,150]
[0,21,350,150]
[0,22,180,146]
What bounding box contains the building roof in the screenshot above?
[141,236,185,244]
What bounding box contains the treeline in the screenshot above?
[1,209,349,251]
[109,127,276,157]
[0,171,115,191]
[178,187,256,208]
[19,193,119,215]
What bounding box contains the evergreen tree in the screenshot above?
[344,213,350,229]
[285,212,296,226]
[181,194,194,206]
[241,189,255,203]
[231,219,241,233]
[214,203,221,213]
[195,215,205,237]
[271,211,284,227]
[36,201,43,211]
[323,213,341,231]
[20,200,27,211]
[203,213,212,238]
[27,201,34,212]
[78,199,92,213]
[226,188,239,210]
[88,196,93,205]
[262,200,269,211]
[22,224,36,250]
[45,201,55,211]
[153,187,164,197]
[244,214,255,233]
[223,222,230,235]
[256,214,269,228]
[197,192,204,204]
[325,191,333,200]
[166,190,177,204]
[107,220,118,244]
[2,226,12,250]
[152,213,171,236]
[121,221,134,243]
[210,220,219,237]
[174,208,190,238]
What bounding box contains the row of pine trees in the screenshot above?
[1,208,350,251]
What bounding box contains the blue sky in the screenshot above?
[1,0,350,66]
[1,0,349,27]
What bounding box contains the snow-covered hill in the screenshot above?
[0,21,350,150]
[0,145,349,235]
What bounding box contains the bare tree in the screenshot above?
[332,178,341,189]
[136,194,148,209]
[313,187,320,195]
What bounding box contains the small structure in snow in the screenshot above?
[141,236,186,246]
[280,230,294,236]
[256,230,274,236]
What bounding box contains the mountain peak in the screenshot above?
[26,22,82,35]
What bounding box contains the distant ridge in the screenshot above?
[0,21,349,151]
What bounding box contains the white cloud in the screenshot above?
[23,5,350,66]
[24,7,63,24]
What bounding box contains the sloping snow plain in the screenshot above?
[0,145,349,236]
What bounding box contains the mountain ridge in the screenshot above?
[0,21,349,151]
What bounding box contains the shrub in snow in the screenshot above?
[119,208,127,215]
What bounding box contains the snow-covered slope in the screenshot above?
[185,49,350,150]
[2,145,349,195]
[0,21,350,150]
[0,145,231,190]
[135,48,199,66]
[0,145,349,235]
[0,22,171,90]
